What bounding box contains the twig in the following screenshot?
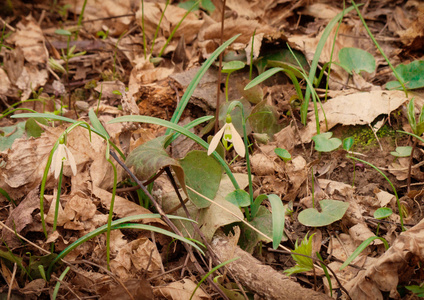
[7,263,17,300]
[164,167,249,300]
[109,150,229,300]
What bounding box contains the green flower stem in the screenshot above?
[346,155,404,231]
[225,73,230,102]
[38,121,91,238]
[106,158,118,271]
[226,101,253,220]
[52,163,63,233]
[51,163,64,252]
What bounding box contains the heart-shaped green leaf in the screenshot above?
[338,47,376,75]
[298,199,349,227]
[374,207,393,219]
[248,100,282,137]
[386,60,424,90]
[312,132,342,152]
[225,189,250,207]
[390,146,412,157]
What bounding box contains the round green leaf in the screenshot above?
[374,207,393,219]
[225,189,251,207]
[298,199,349,227]
[338,47,376,75]
[312,132,342,152]
[221,61,245,73]
[274,148,291,162]
[390,146,412,157]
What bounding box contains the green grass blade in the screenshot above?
[52,266,70,300]
[339,236,389,270]
[12,112,125,159]
[165,115,214,147]
[166,34,241,133]
[189,257,240,300]
[244,67,283,90]
[301,5,357,124]
[47,214,197,278]
[268,194,286,250]
[88,109,110,139]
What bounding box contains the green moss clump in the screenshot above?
[345,124,396,149]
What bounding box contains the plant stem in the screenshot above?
[106,159,118,270]
[407,139,417,193]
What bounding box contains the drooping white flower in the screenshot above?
[207,120,245,157]
[50,143,77,179]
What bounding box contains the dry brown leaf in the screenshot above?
[283,156,307,202]
[349,223,383,245]
[397,5,424,50]
[154,278,210,300]
[301,3,341,19]
[92,185,163,225]
[68,0,136,36]
[345,218,424,299]
[110,237,163,280]
[250,153,275,176]
[45,193,72,227]
[2,188,40,248]
[298,90,409,144]
[7,15,48,65]
[99,279,154,300]
[198,17,273,57]
[137,2,203,44]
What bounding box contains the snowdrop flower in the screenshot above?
[207,116,245,157]
[50,142,77,179]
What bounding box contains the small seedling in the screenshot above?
[284,233,315,276]
[274,148,291,162]
[374,207,393,236]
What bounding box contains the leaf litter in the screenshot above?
[1,0,424,299]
